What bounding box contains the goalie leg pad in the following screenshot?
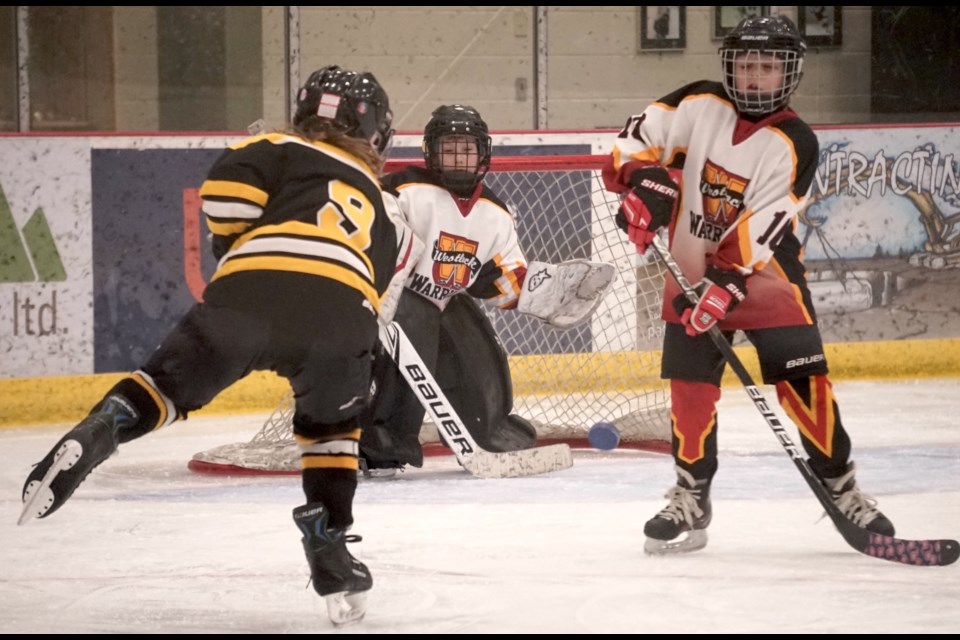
[437,296,536,452]
[359,293,440,468]
[489,414,537,452]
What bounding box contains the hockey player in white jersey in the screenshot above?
[360,104,612,473]
[602,16,894,554]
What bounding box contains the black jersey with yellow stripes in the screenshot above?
[199,133,398,313]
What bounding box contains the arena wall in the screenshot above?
[2,126,959,427]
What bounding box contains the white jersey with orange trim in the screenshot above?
[603,80,821,329]
[382,166,527,312]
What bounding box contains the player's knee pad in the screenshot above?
[437,296,532,452]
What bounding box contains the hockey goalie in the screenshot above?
[359,104,615,475]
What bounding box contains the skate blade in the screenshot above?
[325,590,368,627]
[361,467,398,480]
[643,529,708,556]
[18,440,83,525]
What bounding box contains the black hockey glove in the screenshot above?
[615,166,682,255]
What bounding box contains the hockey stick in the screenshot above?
[377,321,573,479]
[649,234,959,566]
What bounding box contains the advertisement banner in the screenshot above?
[804,125,960,342]
[0,138,93,378]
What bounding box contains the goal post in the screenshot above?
[188,154,671,474]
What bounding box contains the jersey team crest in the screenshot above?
[431,231,481,290]
[700,159,749,226]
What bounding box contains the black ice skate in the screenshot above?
[821,461,895,536]
[293,502,373,627]
[19,395,137,525]
[644,466,712,555]
[358,456,403,479]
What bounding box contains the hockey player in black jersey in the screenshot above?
[359,104,613,474]
[603,16,894,554]
[19,65,409,626]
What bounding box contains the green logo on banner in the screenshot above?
[0,183,66,282]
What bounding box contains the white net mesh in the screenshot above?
[190,155,670,474]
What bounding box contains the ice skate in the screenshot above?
[19,395,136,525]
[821,461,895,536]
[293,503,373,627]
[644,466,712,555]
[358,456,402,479]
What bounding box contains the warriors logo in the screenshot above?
[692,160,750,241]
[431,231,481,290]
[700,160,748,225]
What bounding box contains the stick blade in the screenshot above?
[834,515,960,566]
[461,444,573,479]
[861,534,960,567]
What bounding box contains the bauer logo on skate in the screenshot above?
[403,363,475,456]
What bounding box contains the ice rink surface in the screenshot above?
[2,378,959,634]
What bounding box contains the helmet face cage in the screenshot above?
[719,15,806,116]
[294,65,395,153]
[422,105,492,196]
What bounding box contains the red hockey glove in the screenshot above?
[614,167,681,255]
[672,266,747,336]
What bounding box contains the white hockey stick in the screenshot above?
[377,321,573,479]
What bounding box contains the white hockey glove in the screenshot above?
[517,259,616,329]
[379,192,424,324]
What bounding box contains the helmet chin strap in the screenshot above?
[439,170,481,197]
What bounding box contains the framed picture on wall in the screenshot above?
[638,6,686,51]
[714,6,770,39]
[798,6,842,47]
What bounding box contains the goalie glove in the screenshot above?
[615,166,682,255]
[672,266,747,336]
[517,259,616,329]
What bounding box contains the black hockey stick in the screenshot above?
[377,321,573,479]
[650,234,959,566]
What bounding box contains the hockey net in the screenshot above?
[189,154,670,474]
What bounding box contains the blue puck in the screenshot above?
[588,422,620,450]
